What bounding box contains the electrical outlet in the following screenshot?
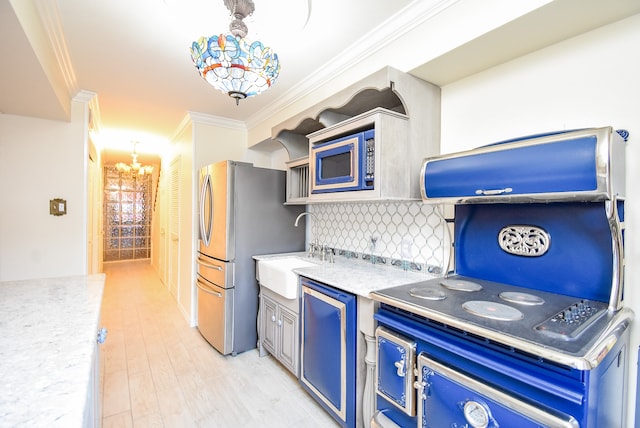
[401,236,413,259]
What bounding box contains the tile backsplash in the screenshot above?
[308,201,449,274]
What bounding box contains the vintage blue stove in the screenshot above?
[370,127,633,428]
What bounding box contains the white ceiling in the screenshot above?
[1,0,414,149]
[2,0,640,161]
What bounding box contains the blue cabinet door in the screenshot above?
[300,278,357,428]
[421,127,624,203]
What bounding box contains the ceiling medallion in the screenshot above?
[190,0,280,105]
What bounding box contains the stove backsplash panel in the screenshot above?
[309,201,448,273]
[455,202,616,302]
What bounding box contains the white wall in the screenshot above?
[165,118,195,324]
[0,100,89,281]
[190,114,287,170]
[439,14,640,427]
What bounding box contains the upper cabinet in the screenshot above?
[421,127,626,204]
[273,67,441,203]
[307,108,409,202]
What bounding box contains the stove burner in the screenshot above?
[499,291,545,306]
[440,279,483,292]
[462,300,524,321]
[409,287,446,301]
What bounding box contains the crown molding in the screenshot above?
[245,0,459,129]
[35,0,79,99]
[188,111,247,131]
[72,90,101,133]
[170,111,247,142]
[72,89,96,103]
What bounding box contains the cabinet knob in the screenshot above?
[277,319,282,327]
[271,315,276,322]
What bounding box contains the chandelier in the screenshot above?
[115,142,154,176]
[189,0,280,105]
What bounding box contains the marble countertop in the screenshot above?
[254,252,436,297]
[0,274,106,427]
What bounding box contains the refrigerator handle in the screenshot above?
[197,256,223,271]
[196,278,222,297]
[199,172,213,247]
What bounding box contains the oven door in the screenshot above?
[416,353,579,428]
[375,327,416,417]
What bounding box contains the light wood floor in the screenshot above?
[100,260,337,427]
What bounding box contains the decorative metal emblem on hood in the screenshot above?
[498,225,550,257]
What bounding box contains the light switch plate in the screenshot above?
[50,198,67,216]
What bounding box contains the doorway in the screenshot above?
[103,166,153,261]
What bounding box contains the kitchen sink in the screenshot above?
[257,256,318,299]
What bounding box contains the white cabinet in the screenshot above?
[306,108,411,202]
[259,287,300,377]
[285,157,309,204]
[83,327,106,427]
[274,66,441,204]
[83,341,100,427]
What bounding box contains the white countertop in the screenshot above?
[0,274,106,427]
[254,252,436,297]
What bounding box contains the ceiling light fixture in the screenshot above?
[115,142,154,176]
[189,0,281,105]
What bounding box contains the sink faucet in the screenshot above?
[294,211,320,258]
[294,211,318,227]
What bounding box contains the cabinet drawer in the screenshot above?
[196,254,233,288]
[421,127,625,203]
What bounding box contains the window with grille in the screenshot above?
[103,166,153,261]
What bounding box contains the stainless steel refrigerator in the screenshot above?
[196,160,305,355]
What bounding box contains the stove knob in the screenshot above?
[572,305,580,317]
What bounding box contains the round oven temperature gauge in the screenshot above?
[463,401,490,428]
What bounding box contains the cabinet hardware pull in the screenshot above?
[196,279,222,297]
[475,187,513,196]
[197,257,223,270]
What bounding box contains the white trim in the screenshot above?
[35,0,79,98]
[188,111,247,131]
[245,0,459,129]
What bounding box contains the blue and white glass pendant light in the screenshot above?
[190,0,280,105]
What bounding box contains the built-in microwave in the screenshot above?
[310,129,375,193]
